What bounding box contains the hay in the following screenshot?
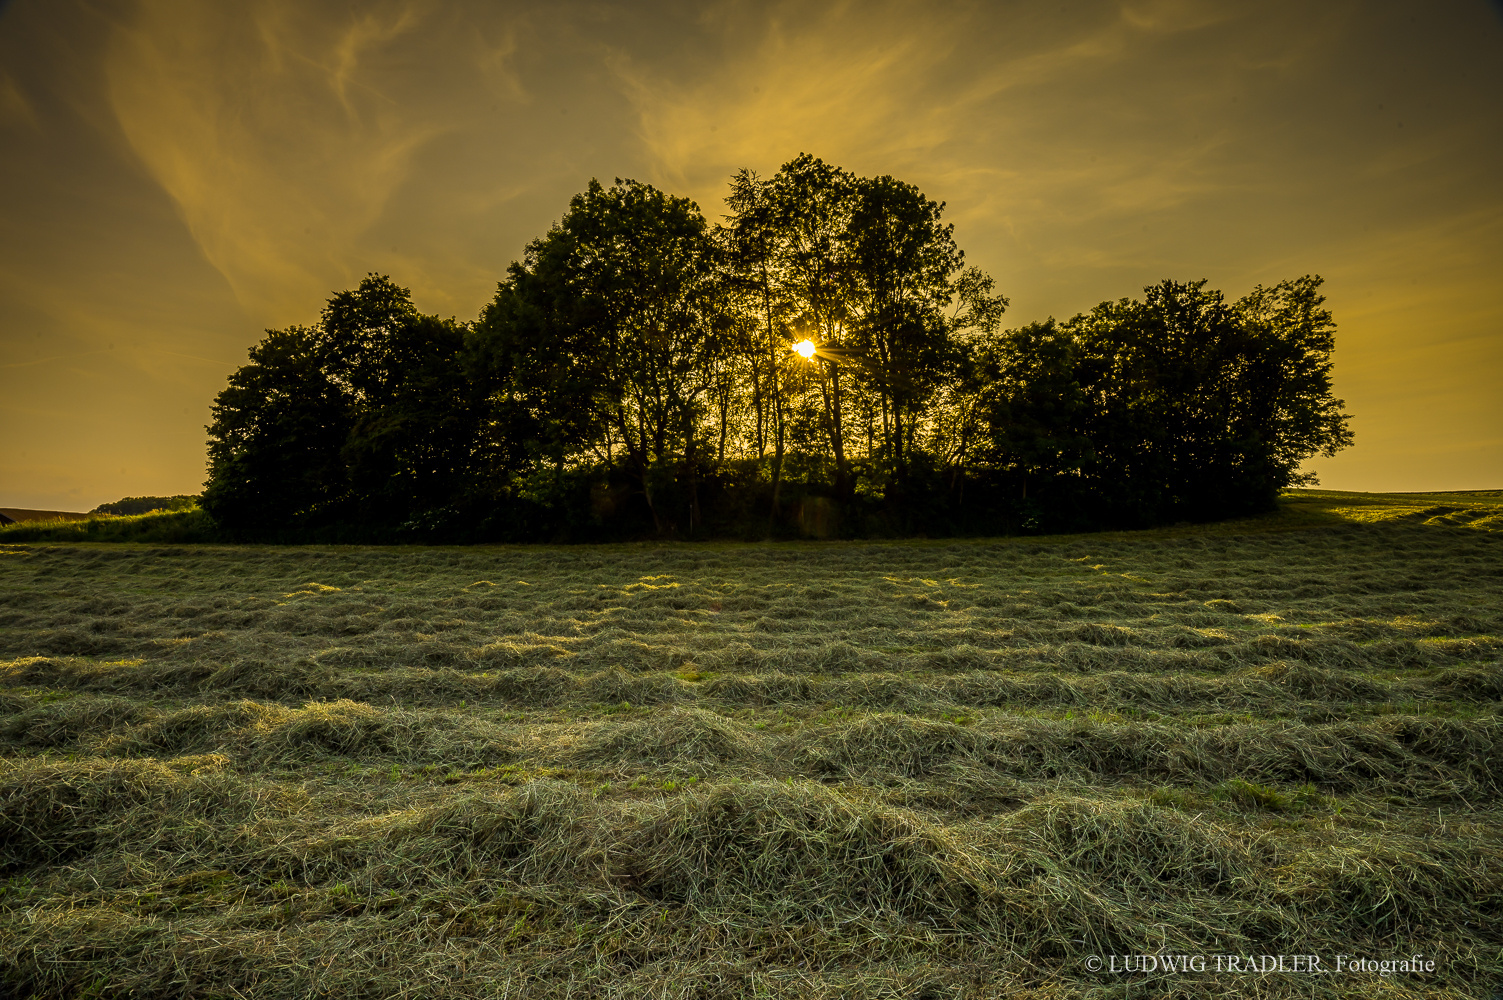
[2,508,1502,996]
[563,707,767,770]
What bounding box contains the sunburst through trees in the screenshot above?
[202,155,1351,542]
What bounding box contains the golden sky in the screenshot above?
[2,0,1500,510]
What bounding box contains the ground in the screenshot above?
[1,490,1500,999]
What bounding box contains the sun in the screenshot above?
[793,339,816,359]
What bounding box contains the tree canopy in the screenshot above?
[202,156,1352,541]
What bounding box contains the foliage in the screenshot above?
[201,158,1353,541]
[966,278,1354,525]
[90,495,199,516]
[1063,277,1352,521]
[472,179,724,535]
[0,509,219,543]
[202,275,478,535]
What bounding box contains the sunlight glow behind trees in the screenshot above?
[201,155,1352,542]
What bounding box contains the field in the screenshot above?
[2,490,1500,999]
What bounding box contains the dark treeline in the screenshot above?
[90,496,200,517]
[202,155,1352,542]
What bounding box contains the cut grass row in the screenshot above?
[3,698,1498,799]
[1,755,1497,998]
[1,490,1500,997]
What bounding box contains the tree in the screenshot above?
[728,155,1007,502]
[720,167,801,521]
[341,313,477,524]
[204,274,481,533]
[765,155,860,496]
[92,495,200,516]
[845,176,1002,478]
[974,320,1094,499]
[202,324,354,531]
[1232,275,1354,488]
[990,276,1354,522]
[1065,280,1253,517]
[473,179,726,533]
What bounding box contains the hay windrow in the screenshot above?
[562,707,768,770]
[0,757,278,871]
[2,503,1501,997]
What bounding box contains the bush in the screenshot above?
[90,495,200,516]
[0,509,220,544]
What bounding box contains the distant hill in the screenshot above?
[0,508,92,525]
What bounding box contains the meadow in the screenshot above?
[1,490,1500,999]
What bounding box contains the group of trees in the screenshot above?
[91,495,200,516]
[202,155,1352,541]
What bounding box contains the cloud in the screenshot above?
[3,0,1497,502]
[0,70,38,129]
[610,0,1059,216]
[1117,0,1238,33]
[611,4,953,193]
[607,0,1273,244]
[103,0,521,324]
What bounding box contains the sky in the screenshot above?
[1,0,1500,511]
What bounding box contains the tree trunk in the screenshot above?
[717,370,730,464]
[765,280,786,536]
[824,358,850,500]
[750,349,765,457]
[686,431,700,537]
[619,406,662,535]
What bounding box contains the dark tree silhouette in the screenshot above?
[202,164,1352,541]
[969,277,1353,524]
[974,320,1095,500]
[204,275,478,533]
[203,323,354,530]
[472,179,725,534]
[764,155,861,497]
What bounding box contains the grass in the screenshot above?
[0,489,1500,998]
[0,508,217,544]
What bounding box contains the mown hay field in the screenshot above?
[2,490,1501,999]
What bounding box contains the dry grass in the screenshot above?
[1,489,1501,998]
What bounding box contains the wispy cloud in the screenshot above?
[0,350,112,370]
[608,0,1270,240]
[103,0,521,324]
[2,0,1498,503]
[609,0,1001,211]
[0,69,38,129]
